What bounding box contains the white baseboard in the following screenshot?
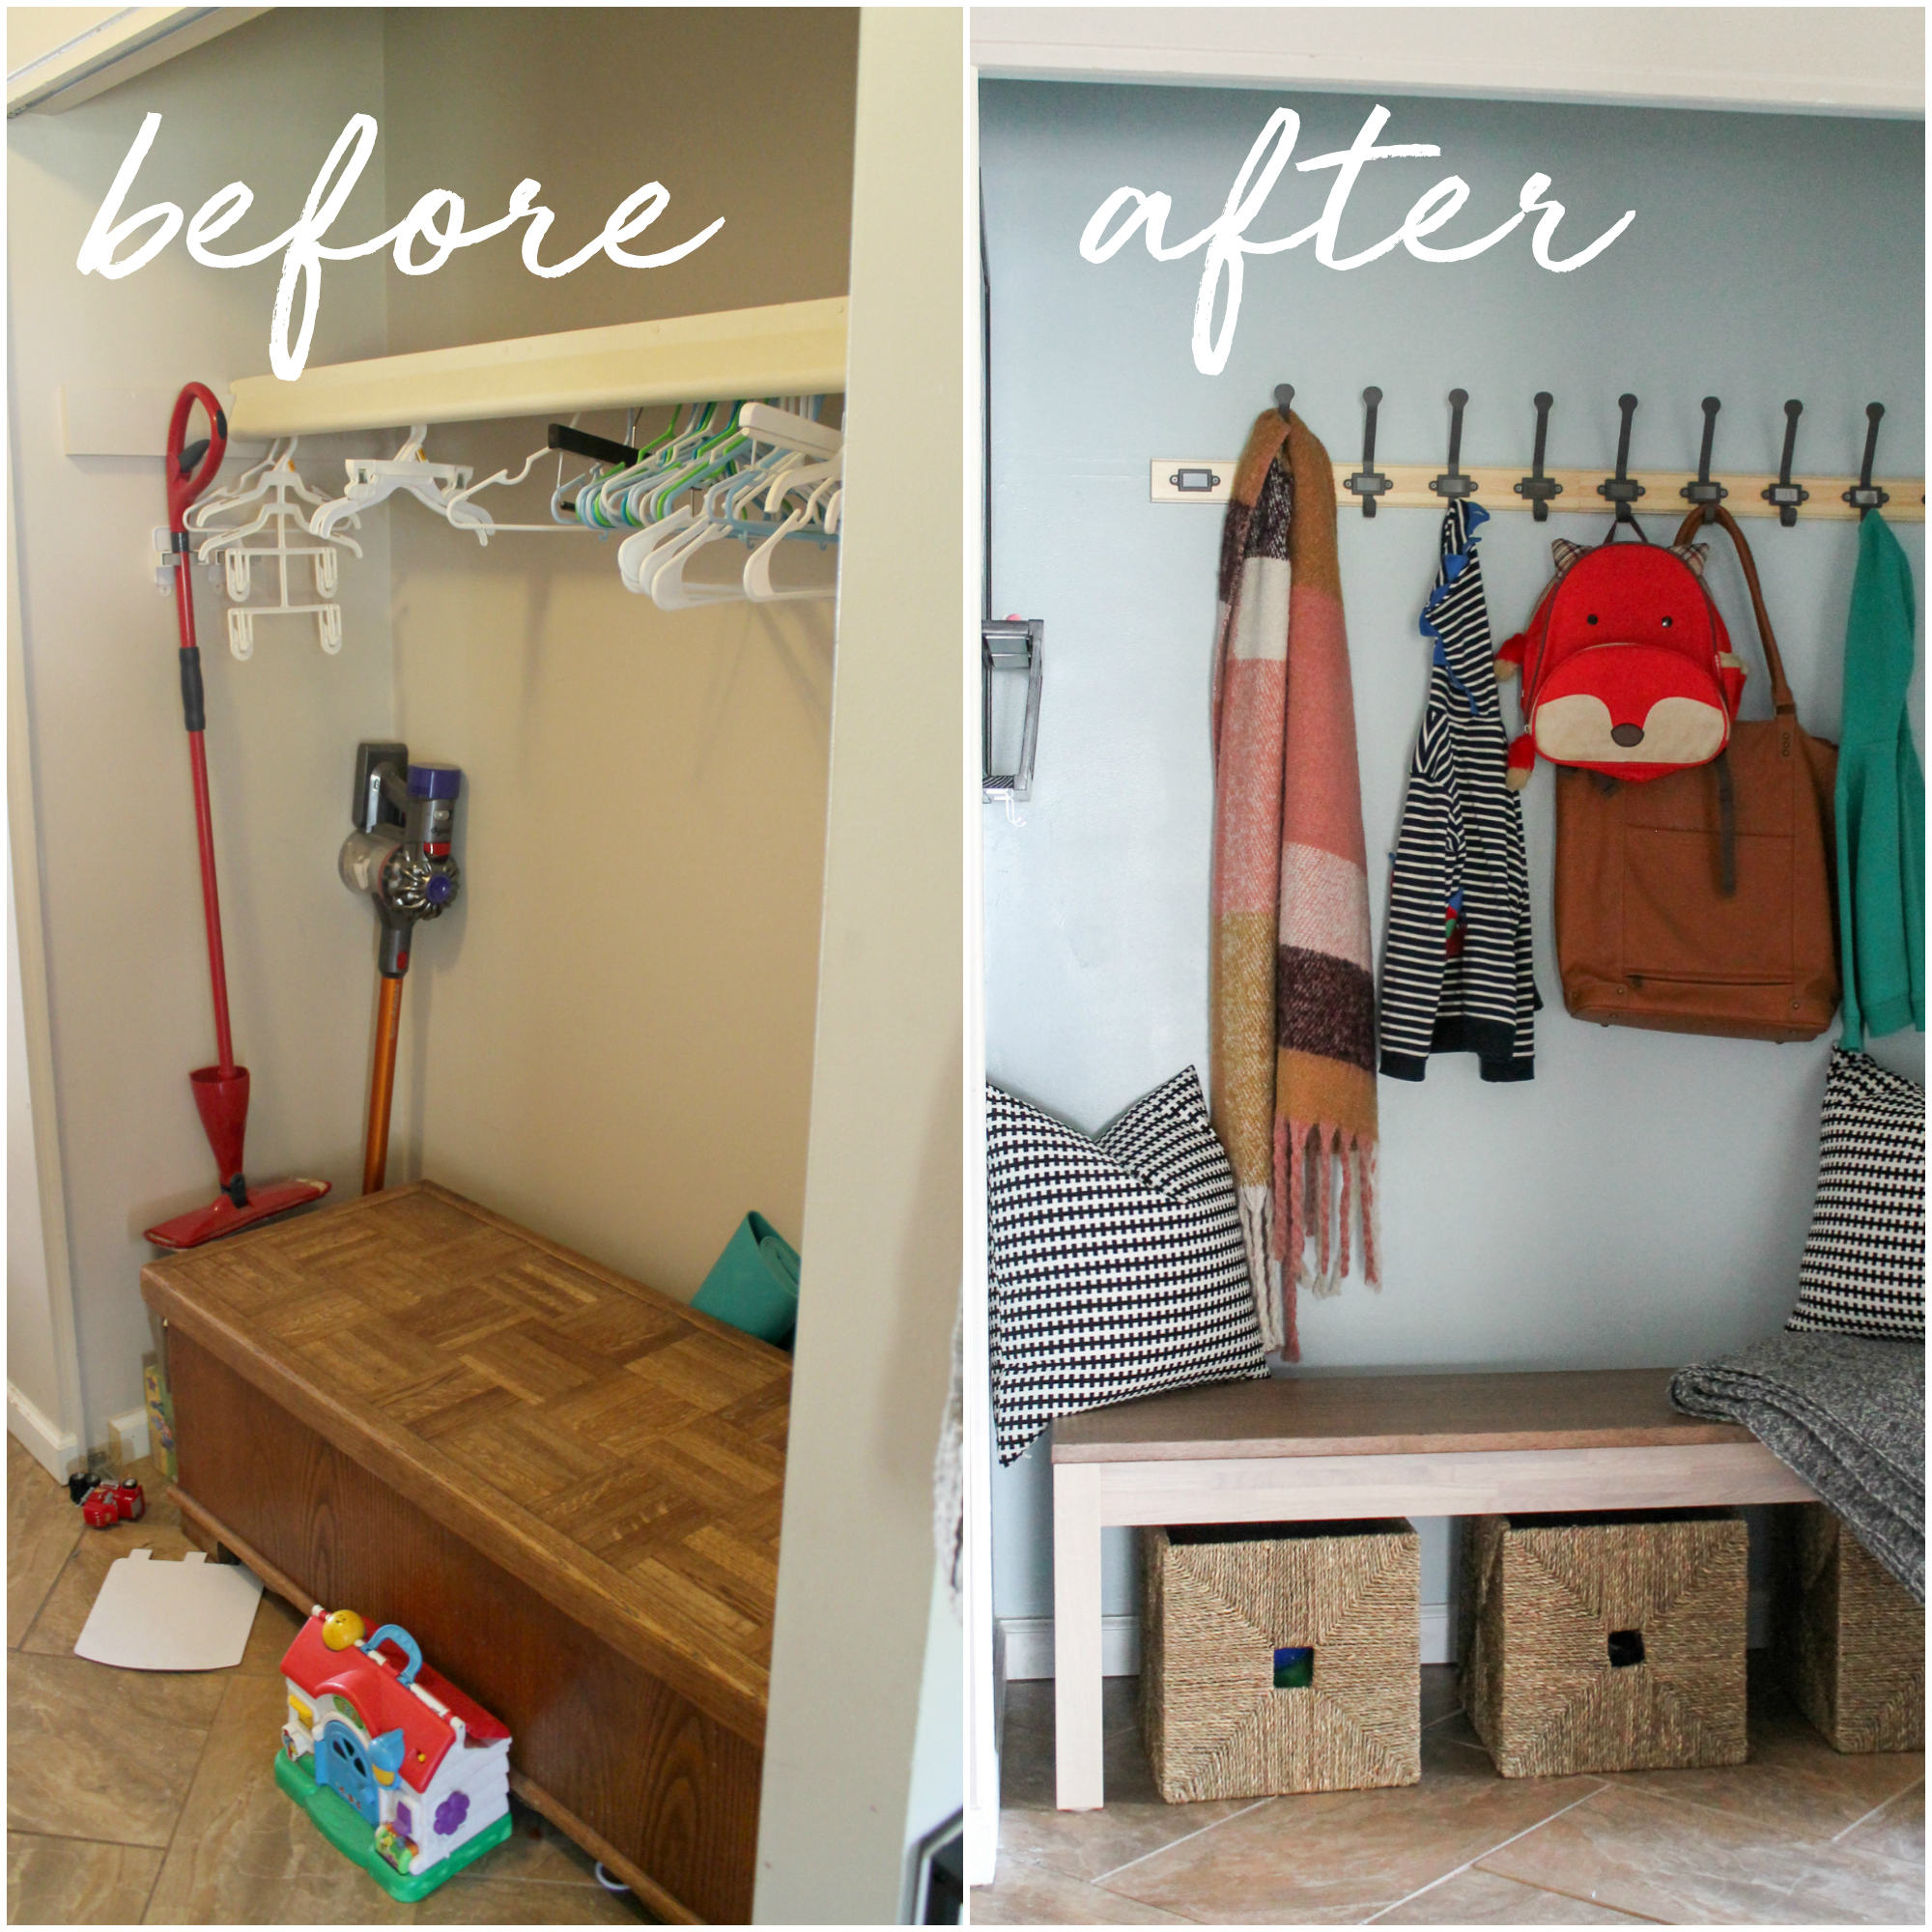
[998,1612,1136,1680]
[964,1801,999,1889]
[1419,1600,1452,1664]
[8,1381,78,1483]
[1000,1605,1459,1678]
[108,1406,150,1463]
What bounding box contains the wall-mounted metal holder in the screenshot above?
[1679,396,1729,521]
[1514,392,1561,521]
[982,618,1043,802]
[1274,384,1295,422]
[1762,401,1808,526]
[1598,392,1645,524]
[1844,402,1889,519]
[1430,389,1477,498]
[1345,387,1391,517]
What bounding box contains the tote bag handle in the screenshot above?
[1673,502,1796,717]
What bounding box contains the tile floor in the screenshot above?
[6,1435,656,1924]
[976,1661,1924,1924]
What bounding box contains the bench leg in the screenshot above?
[1053,1461,1104,1810]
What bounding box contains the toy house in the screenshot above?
[276,1606,512,1900]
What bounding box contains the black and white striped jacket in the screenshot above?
[1378,500,1539,1082]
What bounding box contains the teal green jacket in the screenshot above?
[1836,512,1924,1047]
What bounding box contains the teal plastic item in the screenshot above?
[693,1211,800,1349]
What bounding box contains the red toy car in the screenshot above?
[81,1479,146,1528]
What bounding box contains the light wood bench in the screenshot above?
[1049,1368,1817,1810]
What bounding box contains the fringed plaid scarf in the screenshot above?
[1209,410,1378,1359]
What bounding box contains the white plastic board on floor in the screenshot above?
[73,1547,263,1670]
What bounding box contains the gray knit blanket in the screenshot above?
[1670,1334,1924,1602]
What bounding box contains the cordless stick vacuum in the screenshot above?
[339,744,463,1193]
[146,385,332,1250]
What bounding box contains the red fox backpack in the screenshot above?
[1494,522,1746,787]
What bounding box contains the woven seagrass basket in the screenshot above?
[1460,1509,1747,1777]
[1775,1503,1924,1753]
[1140,1519,1420,1804]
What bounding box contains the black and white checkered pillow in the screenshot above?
[1788,1049,1924,1341]
[986,1068,1267,1464]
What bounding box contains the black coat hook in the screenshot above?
[1680,396,1727,520]
[1762,400,1807,527]
[1844,403,1889,520]
[1514,392,1561,522]
[1597,392,1645,526]
[1274,384,1295,423]
[1430,388,1476,499]
[1345,386,1391,518]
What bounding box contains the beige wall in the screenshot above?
[381,7,858,355]
[11,5,861,1447]
[755,10,964,1918]
[8,9,394,1448]
[377,8,857,1296]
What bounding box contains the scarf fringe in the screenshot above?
[1339,1138,1353,1284]
[1361,1141,1380,1288]
[1276,1116,1378,1308]
[1236,1184,1284,1356]
[1272,1117,1300,1362]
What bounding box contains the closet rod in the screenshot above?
[227,298,847,440]
[1150,461,1924,521]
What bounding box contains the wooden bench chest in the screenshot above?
[141,1181,790,1923]
[1049,1369,1818,1810]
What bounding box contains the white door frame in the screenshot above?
[961,54,1002,1889]
[8,449,86,1479]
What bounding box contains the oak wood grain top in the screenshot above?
[141,1181,787,1746]
[1051,1369,1755,1463]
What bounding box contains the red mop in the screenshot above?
[145,384,330,1250]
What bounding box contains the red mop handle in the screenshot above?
[166,384,227,532]
[165,385,235,1074]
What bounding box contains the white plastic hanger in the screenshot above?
[644,440,801,610]
[743,461,842,603]
[600,396,844,605]
[438,443,595,542]
[186,440,358,657]
[616,506,697,592]
[650,519,747,610]
[309,427,477,544]
[184,443,285,546]
[738,401,842,459]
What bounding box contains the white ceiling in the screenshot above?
[971,8,1927,117]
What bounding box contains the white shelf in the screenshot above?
[226,298,848,439]
[7,8,265,117]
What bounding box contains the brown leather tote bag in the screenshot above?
[1553,503,1839,1041]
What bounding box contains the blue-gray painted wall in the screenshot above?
[981,79,1925,1627]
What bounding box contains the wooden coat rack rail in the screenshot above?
[1151,461,1925,520]
[1153,389,1923,523]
